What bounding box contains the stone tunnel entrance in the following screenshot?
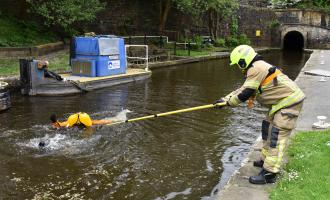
[283,31,304,50]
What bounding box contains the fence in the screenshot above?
[123,35,197,57]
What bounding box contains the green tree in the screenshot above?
[26,0,106,37]
[205,0,239,40]
[158,0,204,34]
[271,0,330,12]
[158,0,238,39]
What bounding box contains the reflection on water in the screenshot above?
[0,50,310,199]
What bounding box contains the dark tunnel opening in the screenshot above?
[283,31,304,50]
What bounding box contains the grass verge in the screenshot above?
[0,50,70,76]
[270,130,330,200]
[172,47,229,57]
[0,16,57,47]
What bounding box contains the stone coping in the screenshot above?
[0,41,65,58]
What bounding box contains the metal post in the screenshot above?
[144,34,147,45]
[145,45,149,71]
[129,36,132,45]
[69,36,75,66]
[159,35,163,48]
[188,42,191,56]
[174,42,177,56]
[125,45,128,69]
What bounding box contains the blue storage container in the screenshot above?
[73,36,127,77]
[75,55,126,77]
[74,36,126,56]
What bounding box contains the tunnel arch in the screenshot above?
[283,31,304,50]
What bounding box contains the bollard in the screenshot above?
[0,82,11,112]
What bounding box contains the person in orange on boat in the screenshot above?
[50,112,113,128]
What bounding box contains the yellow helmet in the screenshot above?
[230,45,257,70]
[67,112,93,127]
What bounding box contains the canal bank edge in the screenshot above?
[215,49,326,200]
[0,48,278,90]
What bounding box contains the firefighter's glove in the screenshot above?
[213,98,228,109]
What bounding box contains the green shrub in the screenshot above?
[225,34,251,47]
[225,36,239,47]
[193,36,203,50]
[215,38,226,47]
[269,20,280,29]
[238,34,251,45]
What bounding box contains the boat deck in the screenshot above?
[30,68,151,96]
[61,68,151,82]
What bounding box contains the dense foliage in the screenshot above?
[271,0,330,13]
[0,17,57,47]
[26,0,106,37]
[159,0,239,40]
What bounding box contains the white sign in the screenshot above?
[108,60,120,70]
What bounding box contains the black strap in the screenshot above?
[258,66,278,94]
[76,113,81,125]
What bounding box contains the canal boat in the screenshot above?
[19,59,151,96]
[19,35,151,96]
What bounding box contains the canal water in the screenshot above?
[0,50,310,199]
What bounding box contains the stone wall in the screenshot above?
[90,2,330,48]
[275,9,330,49]
[0,42,65,58]
[93,2,277,46]
[92,0,159,35]
[275,9,330,28]
[238,6,278,47]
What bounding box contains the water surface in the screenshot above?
[0,50,310,199]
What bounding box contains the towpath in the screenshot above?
[216,50,330,200]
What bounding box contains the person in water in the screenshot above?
[50,112,113,128]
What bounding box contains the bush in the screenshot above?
[225,34,251,47]
[27,0,106,37]
[269,20,280,29]
[192,36,203,50]
[238,34,251,45]
[215,38,226,47]
[225,36,239,47]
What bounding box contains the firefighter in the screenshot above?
[215,45,305,184]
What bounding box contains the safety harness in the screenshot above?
[248,67,282,108]
[65,113,82,128]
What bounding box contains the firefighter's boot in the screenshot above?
[249,168,277,184]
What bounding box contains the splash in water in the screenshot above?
[17,109,131,155]
[103,109,131,122]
